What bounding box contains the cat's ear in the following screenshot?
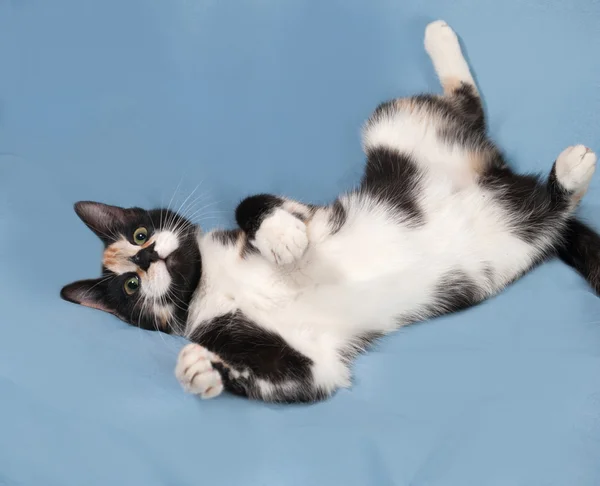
[74,201,128,242]
[60,278,116,315]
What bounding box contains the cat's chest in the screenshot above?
[186,236,300,331]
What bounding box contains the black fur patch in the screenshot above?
[191,312,313,382]
[361,147,424,226]
[400,270,485,325]
[210,361,249,399]
[558,218,600,295]
[212,358,327,404]
[212,229,240,246]
[396,91,490,154]
[240,236,260,258]
[235,194,284,240]
[190,312,330,403]
[481,166,570,244]
[130,243,159,271]
[431,270,483,315]
[451,82,485,132]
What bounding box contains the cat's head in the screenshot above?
[61,201,201,334]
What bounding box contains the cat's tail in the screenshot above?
[557,218,600,294]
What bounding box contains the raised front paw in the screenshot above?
[252,209,308,265]
[175,343,224,399]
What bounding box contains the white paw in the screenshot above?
[253,209,308,265]
[424,20,473,90]
[424,20,460,56]
[555,145,596,192]
[175,343,223,399]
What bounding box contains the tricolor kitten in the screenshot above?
[62,22,600,403]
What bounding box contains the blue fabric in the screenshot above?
[1,1,600,484]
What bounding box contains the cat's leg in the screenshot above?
[487,145,596,249]
[175,342,336,403]
[235,194,314,264]
[362,20,491,193]
[551,145,597,209]
[425,20,476,96]
[557,218,600,295]
[424,20,485,131]
[534,145,597,247]
[175,313,353,403]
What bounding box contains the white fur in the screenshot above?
[176,344,223,399]
[363,108,476,187]
[141,260,171,299]
[176,21,597,400]
[182,168,573,397]
[424,20,476,90]
[136,230,180,299]
[555,145,596,192]
[252,209,309,265]
[153,230,179,259]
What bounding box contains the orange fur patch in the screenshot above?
[441,76,463,94]
[468,151,489,176]
[102,238,138,274]
[395,98,419,113]
[154,305,173,332]
[571,189,587,208]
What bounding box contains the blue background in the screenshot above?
[1,1,600,485]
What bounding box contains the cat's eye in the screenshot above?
[124,276,140,295]
[133,227,148,245]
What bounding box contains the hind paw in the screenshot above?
[424,20,460,55]
[555,145,596,193]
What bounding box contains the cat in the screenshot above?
[61,21,600,403]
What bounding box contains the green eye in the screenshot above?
[124,276,140,295]
[133,227,148,245]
